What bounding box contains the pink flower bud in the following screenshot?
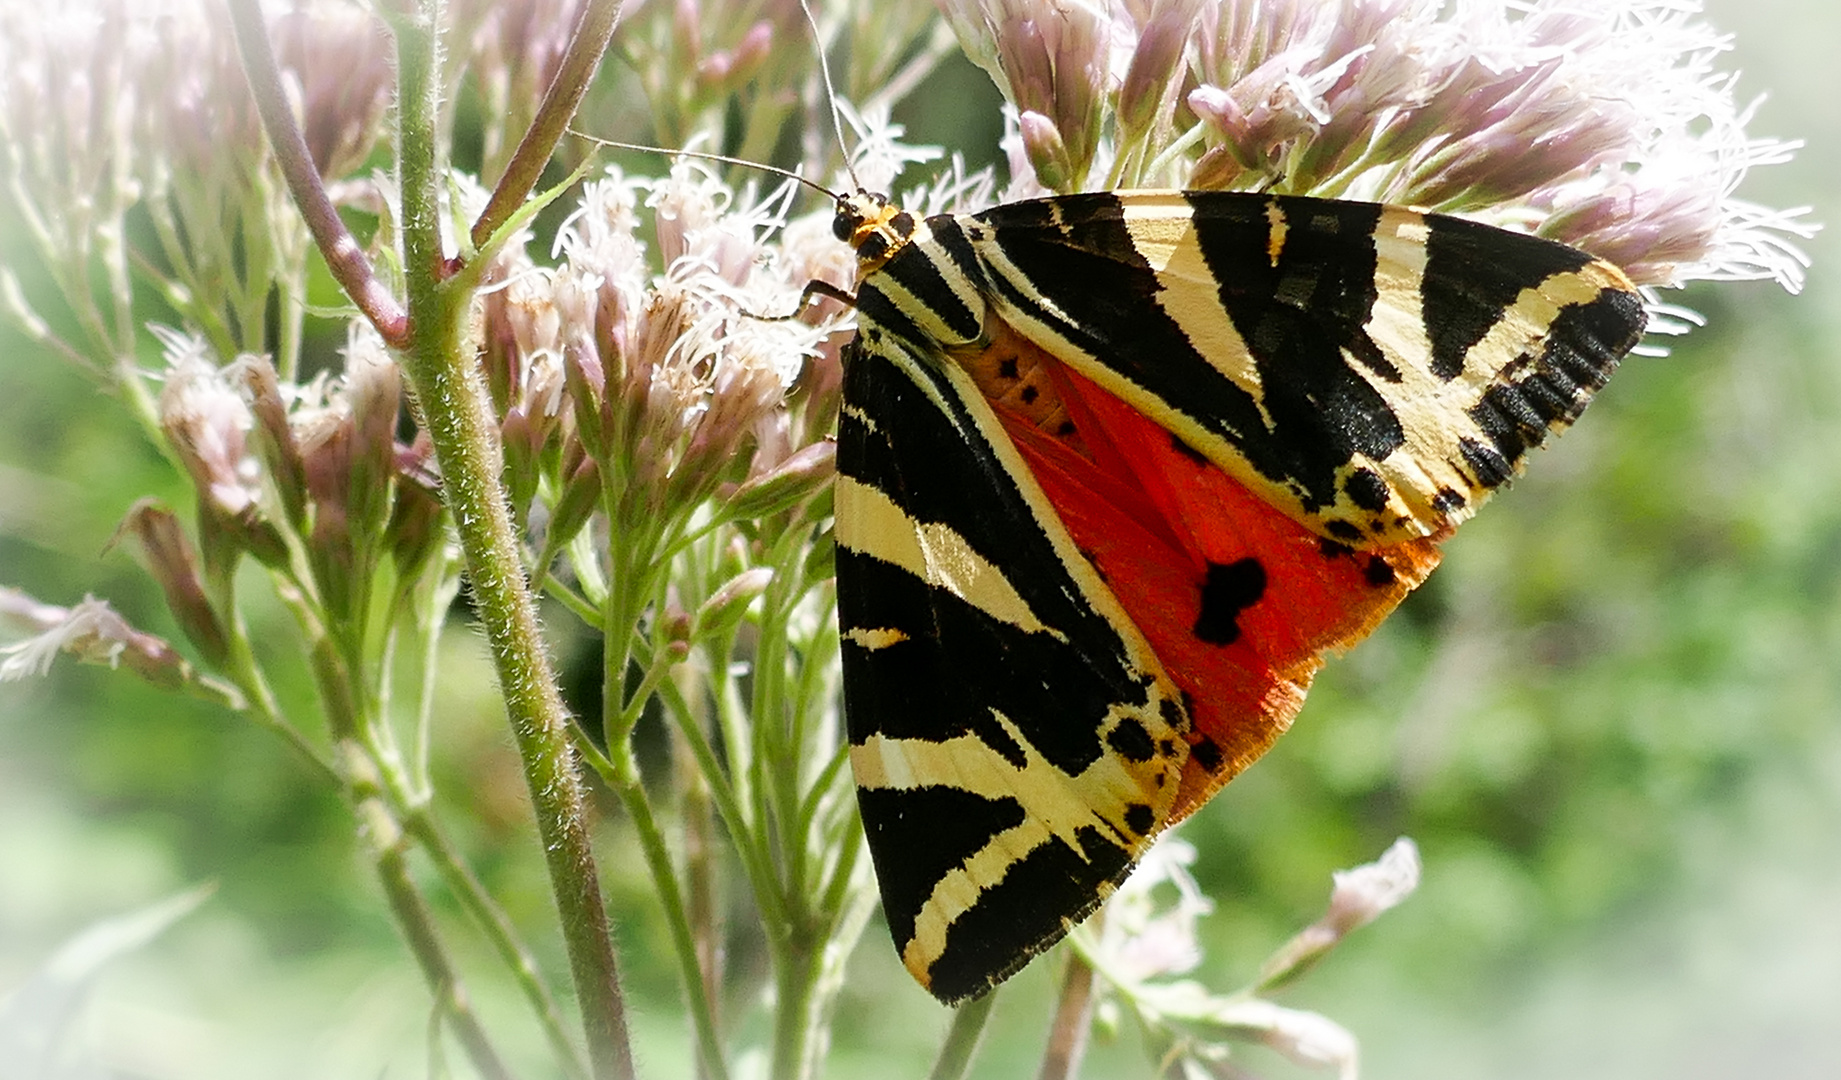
[1019,110,1073,193]
[234,356,308,530]
[117,500,228,668]
[723,441,836,521]
[695,567,774,636]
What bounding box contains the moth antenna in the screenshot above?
[799,0,863,192]
[567,129,841,202]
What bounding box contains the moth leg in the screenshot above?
[748,278,857,321]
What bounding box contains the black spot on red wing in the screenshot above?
[1056,419,1078,437]
[1318,537,1355,559]
[1327,520,1364,542]
[1363,555,1397,587]
[1107,718,1157,763]
[1344,467,1390,511]
[1193,558,1268,646]
[1431,487,1467,514]
[1124,802,1155,837]
[1170,432,1210,465]
[1190,734,1224,773]
[1020,385,1039,404]
[998,356,1020,380]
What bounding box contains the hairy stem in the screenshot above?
[402,808,591,1080]
[602,738,732,1080]
[390,4,634,1076]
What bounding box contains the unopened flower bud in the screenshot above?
[345,331,402,543]
[1118,1,1196,142]
[387,439,445,587]
[695,567,774,637]
[661,602,694,646]
[234,356,308,529]
[727,21,773,86]
[546,454,602,554]
[271,4,394,179]
[117,500,228,668]
[1186,144,1248,190]
[1018,110,1074,194]
[563,338,610,458]
[722,441,836,521]
[302,419,359,617]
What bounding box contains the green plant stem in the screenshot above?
[769,922,826,1080]
[403,808,592,1080]
[593,527,728,1078]
[927,993,999,1080]
[680,743,722,1080]
[359,784,515,1080]
[754,578,806,900]
[602,740,732,1080]
[217,613,339,784]
[651,656,787,929]
[386,6,634,1078]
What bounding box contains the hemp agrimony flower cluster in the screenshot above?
[0,1,1807,1079]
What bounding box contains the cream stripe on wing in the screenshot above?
[856,707,1155,975]
[1120,199,1270,418]
[901,817,1060,976]
[834,475,1058,638]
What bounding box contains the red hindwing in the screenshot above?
[980,336,1443,820]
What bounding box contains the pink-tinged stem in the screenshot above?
[227,0,409,347]
[471,0,627,250]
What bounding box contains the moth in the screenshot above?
[823,187,1646,1003]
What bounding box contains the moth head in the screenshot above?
[834,191,915,275]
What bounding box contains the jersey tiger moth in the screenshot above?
[824,187,1646,1004]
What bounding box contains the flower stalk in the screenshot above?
[387,3,637,1076]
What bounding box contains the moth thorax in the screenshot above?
[948,318,1083,454]
[834,191,915,275]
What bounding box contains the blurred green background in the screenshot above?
[2,0,1836,1077]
